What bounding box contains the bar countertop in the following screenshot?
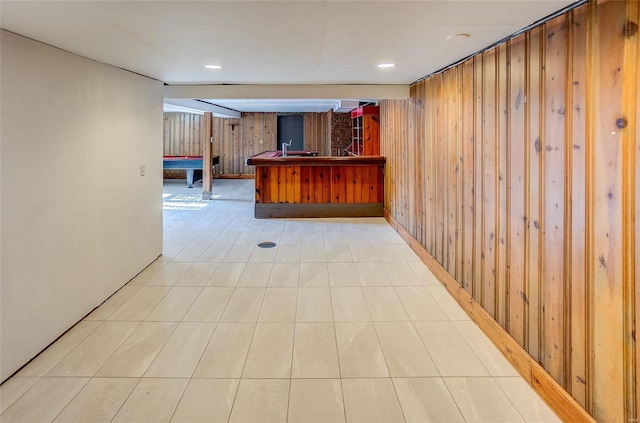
[246,151,386,166]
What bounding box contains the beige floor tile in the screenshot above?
[382,261,422,286]
[325,244,353,262]
[394,287,448,321]
[108,286,172,321]
[392,244,421,260]
[299,263,329,286]
[331,287,371,321]
[279,232,303,244]
[229,379,289,423]
[297,287,334,322]
[219,287,265,322]
[96,322,177,377]
[328,262,359,286]
[112,378,188,423]
[288,379,345,423]
[249,244,277,262]
[362,287,409,321]
[364,231,393,244]
[242,323,294,378]
[324,231,348,244]
[335,322,388,377]
[426,286,470,320]
[146,262,192,286]
[374,322,438,377]
[342,230,369,244]
[259,288,298,322]
[292,323,340,378]
[128,259,166,285]
[393,377,464,422]
[0,377,40,414]
[237,262,272,286]
[301,244,327,262]
[182,287,234,322]
[355,262,391,286]
[444,377,525,422]
[175,262,219,286]
[171,379,240,423]
[341,378,404,423]
[208,262,245,286]
[408,261,442,285]
[222,244,254,262]
[372,244,405,262]
[494,377,562,422]
[54,378,139,423]
[197,244,232,262]
[145,322,216,377]
[16,321,102,377]
[194,323,255,378]
[173,244,208,262]
[0,377,89,423]
[269,262,299,286]
[85,285,142,320]
[47,321,139,377]
[144,287,201,321]
[235,230,262,245]
[415,321,489,376]
[453,320,519,376]
[348,244,377,262]
[302,231,325,244]
[274,244,302,262]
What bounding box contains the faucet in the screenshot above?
[281,139,293,157]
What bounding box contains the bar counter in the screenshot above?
[245,152,386,218]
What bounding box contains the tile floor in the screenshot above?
[0,179,562,422]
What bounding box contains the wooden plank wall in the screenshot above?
[163,113,204,177]
[303,112,330,156]
[164,112,334,176]
[380,1,639,421]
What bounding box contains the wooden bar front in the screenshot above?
[246,155,385,218]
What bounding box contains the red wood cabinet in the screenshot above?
[347,106,380,156]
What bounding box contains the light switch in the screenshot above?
[140,164,145,176]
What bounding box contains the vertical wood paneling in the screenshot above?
[527,26,543,363]
[482,49,498,319]
[570,4,588,408]
[592,1,626,421]
[304,113,329,156]
[497,43,509,328]
[542,14,567,386]
[508,34,527,346]
[380,1,638,420]
[461,60,475,295]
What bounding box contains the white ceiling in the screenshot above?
[1,0,575,112]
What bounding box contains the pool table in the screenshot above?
[163,155,220,188]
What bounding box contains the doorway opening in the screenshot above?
[277,114,304,151]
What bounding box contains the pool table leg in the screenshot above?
[186,169,194,188]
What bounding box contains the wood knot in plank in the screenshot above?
[623,21,638,37]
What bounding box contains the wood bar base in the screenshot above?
[246,153,385,219]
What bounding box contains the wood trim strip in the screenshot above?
[384,209,595,423]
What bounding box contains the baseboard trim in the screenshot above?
[255,203,384,219]
[383,209,594,423]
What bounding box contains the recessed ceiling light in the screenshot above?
[205,64,222,69]
[377,63,395,68]
[446,33,471,40]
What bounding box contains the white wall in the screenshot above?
[0,30,164,382]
